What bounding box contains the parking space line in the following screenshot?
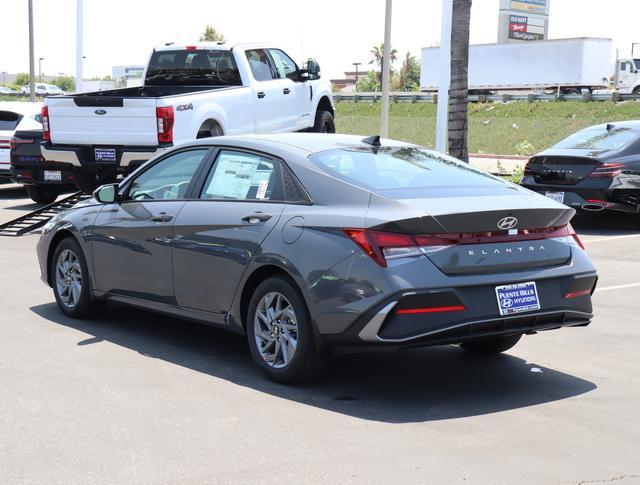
[595,283,640,292]
[582,234,640,243]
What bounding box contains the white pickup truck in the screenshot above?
[41,42,335,192]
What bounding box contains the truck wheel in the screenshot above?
[26,185,60,204]
[311,110,335,134]
[633,86,640,94]
[197,121,224,138]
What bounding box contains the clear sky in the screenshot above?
[1,0,638,80]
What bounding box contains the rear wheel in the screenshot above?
[311,110,335,134]
[246,276,326,383]
[460,334,522,354]
[51,237,100,318]
[26,185,60,204]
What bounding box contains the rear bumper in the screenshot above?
[10,161,76,187]
[41,143,168,171]
[522,176,640,213]
[325,272,597,347]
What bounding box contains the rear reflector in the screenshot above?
[396,305,466,315]
[564,289,592,299]
[344,224,585,267]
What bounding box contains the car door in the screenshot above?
[618,61,634,92]
[245,48,288,133]
[172,148,286,314]
[91,148,211,303]
[268,48,311,131]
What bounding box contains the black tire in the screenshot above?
[246,276,326,383]
[51,237,100,319]
[460,334,522,354]
[26,185,60,204]
[311,110,336,134]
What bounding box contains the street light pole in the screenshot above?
[28,0,36,101]
[380,0,392,138]
[76,0,84,93]
[39,57,44,83]
[352,62,361,89]
[435,0,453,153]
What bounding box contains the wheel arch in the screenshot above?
[315,95,334,117]
[196,118,225,139]
[46,229,78,286]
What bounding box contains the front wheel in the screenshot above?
[460,334,522,354]
[246,276,326,383]
[26,185,60,204]
[311,110,335,134]
[51,237,100,318]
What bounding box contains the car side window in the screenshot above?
[245,49,275,81]
[128,149,208,201]
[269,49,298,81]
[201,150,281,201]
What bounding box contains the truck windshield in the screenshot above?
[145,50,242,86]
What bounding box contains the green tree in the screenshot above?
[51,75,76,92]
[397,52,420,91]
[356,71,380,92]
[448,0,472,162]
[15,72,30,86]
[368,44,398,84]
[199,25,225,42]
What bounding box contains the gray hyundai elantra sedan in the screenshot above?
[37,134,598,382]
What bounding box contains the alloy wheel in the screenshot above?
[55,249,83,308]
[254,292,299,368]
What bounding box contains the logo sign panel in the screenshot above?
[510,0,547,14]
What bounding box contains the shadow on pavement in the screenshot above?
[0,184,26,200]
[31,302,596,423]
[572,211,639,237]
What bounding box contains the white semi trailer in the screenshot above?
[420,37,640,94]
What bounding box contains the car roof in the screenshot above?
[580,120,640,132]
[154,41,280,52]
[0,101,42,115]
[219,133,417,155]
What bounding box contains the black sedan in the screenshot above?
[521,121,640,221]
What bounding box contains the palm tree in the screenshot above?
[448,0,472,162]
[369,44,398,84]
[199,26,225,42]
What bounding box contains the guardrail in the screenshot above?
[334,92,640,103]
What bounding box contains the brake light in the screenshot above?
[10,138,34,149]
[185,45,197,51]
[589,162,625,178]
[344,224,586,267]
[156,106,174,144]
[524,161,534,176]
[564,289,591,299]
[41,106,50,142]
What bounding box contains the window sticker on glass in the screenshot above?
[203,151,274,200]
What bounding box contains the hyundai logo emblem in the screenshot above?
[94,109,107,115]
[497,216,518,230]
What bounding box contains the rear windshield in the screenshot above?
[553,127,639,150]
[145,49,241,86]
[309,147,500,190]
[0,111,22,131]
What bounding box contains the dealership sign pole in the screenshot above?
[380,0,392,138]
[435,0,453,153]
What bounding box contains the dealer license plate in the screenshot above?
[95,148,116,162]
[495,281,540,316]
[44,170,62,181]
[545,191,565,203]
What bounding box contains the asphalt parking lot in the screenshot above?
[1,182,639,484]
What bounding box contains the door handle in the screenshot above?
[283,88,291,95]
[241,212,272,223]
[257,91,266,99]
[150,212,173,223]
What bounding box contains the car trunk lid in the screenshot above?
[526,149,607,185]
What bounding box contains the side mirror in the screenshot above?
[306,58,321,80]
[93,183,119,204]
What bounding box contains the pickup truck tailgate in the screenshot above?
[47,97,158,146]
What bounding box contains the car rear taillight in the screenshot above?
[344,224,586,267]
[523,161,534,176]
[588,162,625,178]
[41,106,50,142]
[156,106,174,144]
[9,137,34,149]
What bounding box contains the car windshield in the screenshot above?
[309,147,501,190]
[552,127,639,150]
[0,111,22,130]
[145,49,242,86]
